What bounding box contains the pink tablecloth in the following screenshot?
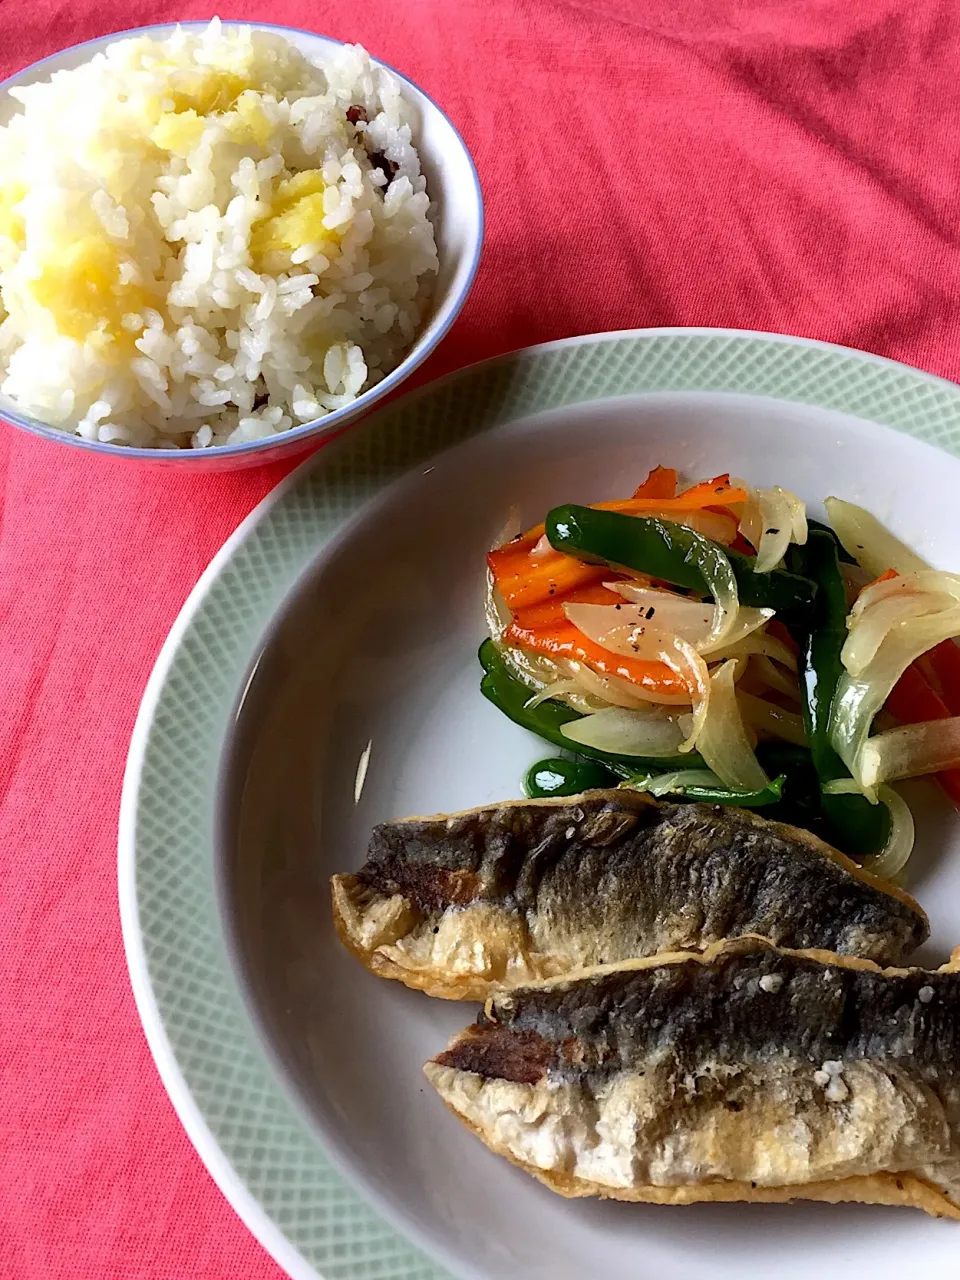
[4,1,960,1275]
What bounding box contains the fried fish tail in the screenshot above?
[424,938,960,1217]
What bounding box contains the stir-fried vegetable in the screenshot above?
[738,482,808,574]
[487,537,606,611]
[523,757,620,798]
[545,505,816,619]
[737,690,807,746]
[478,640,696,771]
[830,571,960,788]
[480,462,960,879]
[859,717,960,788]
[480,639,808,784]
[695,660,769,789]
[502,616,691,698]
[788,530,890,857]
[560,705,687,756]
[566,588,773,656]
[620,770,786,807]
[823,780,915,880]
[632,465,677,498]
[824,497,928,580]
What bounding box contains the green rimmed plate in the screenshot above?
[119,328,960,1280]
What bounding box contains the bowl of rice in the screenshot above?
[0,19,482,466]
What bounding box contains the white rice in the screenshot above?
[0,19,439,447]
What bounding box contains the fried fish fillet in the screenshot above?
[331,791,927,999]
[424,937,960,1217]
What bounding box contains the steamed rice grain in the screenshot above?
[0,19,439,447]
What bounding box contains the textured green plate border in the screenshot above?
[119,328,960,1280]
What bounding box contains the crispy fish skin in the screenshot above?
[424,938,960,1217]
[331,791,928,999]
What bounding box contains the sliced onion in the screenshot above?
[865,786,915,879]
[622,769,724,796]
[860,717,960,787]
[651,632,710,750]
[501,642,578,697]
[824,498,929,579]
[822,779,873,798]
[785,490,808,547]
[822,780,914,877]
[608,528,740,651]
[831,602,960,784]
[566,600,707,659]
[841,591,953,676]
[694,536,740,649]
[738,483,806,573]
[597,586,771,655]
[708,630,798,672]
[567,660,692,708]
[560,706,686,756]
[848,569,960,620]
[524,680,584,709]
[737,690,808,746]
[750,654,802,701]
[696,660,769,789]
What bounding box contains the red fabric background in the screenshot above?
[3,1,960,1275]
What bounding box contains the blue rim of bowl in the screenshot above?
[0,20,484,462]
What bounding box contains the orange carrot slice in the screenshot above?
[503,619,689,697]
[632,465,678,499]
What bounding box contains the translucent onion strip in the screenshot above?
[840,591,954,677]
[831,603,960,784]
[784,490,809,547]
[847,569,960,623]
[564,599,711,658]
[824,498,929,580]
[650,632,710,750]
[602,538,742,653]
[832,571,960,784]
[859,717,960,788]
[693,534,740,649]
[708,630,798,671]
[524,680,583,709]
[737,690,808,746]
[738,482,807,574]
[579,587,771,656]
[622,770,724,796]
[574,624,711,750]
[822,779,873,798]
[751,654,802,701]
[823,780,915,878]
[696,660,769,789]
[560,707,686,756]
[867,786,915,879]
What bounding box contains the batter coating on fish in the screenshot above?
[425,937,960,1217]
[331,790,927,999]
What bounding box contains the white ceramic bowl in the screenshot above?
[0,22,483,470]
[122,330,960,1280]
